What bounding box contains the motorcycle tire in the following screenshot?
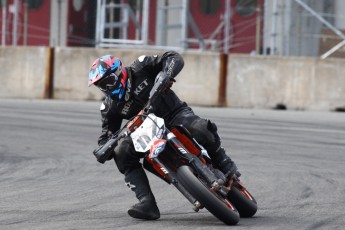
[176,165,240,225]
[226,185,257,217]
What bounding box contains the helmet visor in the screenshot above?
[95,73,118,92]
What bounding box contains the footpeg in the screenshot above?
[192,201,204,212]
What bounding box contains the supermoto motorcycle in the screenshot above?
[95,76,257,225]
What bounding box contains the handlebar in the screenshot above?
[93,132,128,164]
[148,72,170,104]
[94,73,172,164]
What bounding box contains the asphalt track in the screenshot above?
[0,99,344,230]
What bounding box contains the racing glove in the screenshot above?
[93,137,117,164]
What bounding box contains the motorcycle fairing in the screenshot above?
[146,139,172,181]
[149,139,167,159]
[171,125,202,156]
[131,113,165,152]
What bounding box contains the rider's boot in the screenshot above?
[125,167,160,220]
[205,120,240,179]
[211,147,240,179]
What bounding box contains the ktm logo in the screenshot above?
[160,167,168,174]
[178,147,187,154]
[134,79,148,95]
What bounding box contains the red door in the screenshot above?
[0,0,50,46]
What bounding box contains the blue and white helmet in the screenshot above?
[88,55,128,100]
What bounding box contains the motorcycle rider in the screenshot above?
[88,50,239,220]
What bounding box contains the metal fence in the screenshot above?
[2,0,345,59]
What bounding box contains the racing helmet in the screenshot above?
[88,55,128,100]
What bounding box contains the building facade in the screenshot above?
[1,0,345,58]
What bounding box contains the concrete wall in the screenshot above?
[171,51,221,106]
[0,47,49,99]
[228,54,345,111]
[53,48,220,106]
[53,47,160,101]
[1,47,344,111]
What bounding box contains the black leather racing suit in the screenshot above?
[98,51,222,176]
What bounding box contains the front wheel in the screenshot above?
[176,165,240,225]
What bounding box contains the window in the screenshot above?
[0,0,44,9]
[27,0,44,9]
[73,0,84,12]
[199,0,221,16]
[0,0,7,8]
[235,0,257,17]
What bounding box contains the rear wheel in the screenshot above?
[227,182,257,217]
[176,165,240,225]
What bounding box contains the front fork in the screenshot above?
[167,133,227,194]
[148,132,230,211]
[171,178,203,212]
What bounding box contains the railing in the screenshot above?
[95,0,149,48]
